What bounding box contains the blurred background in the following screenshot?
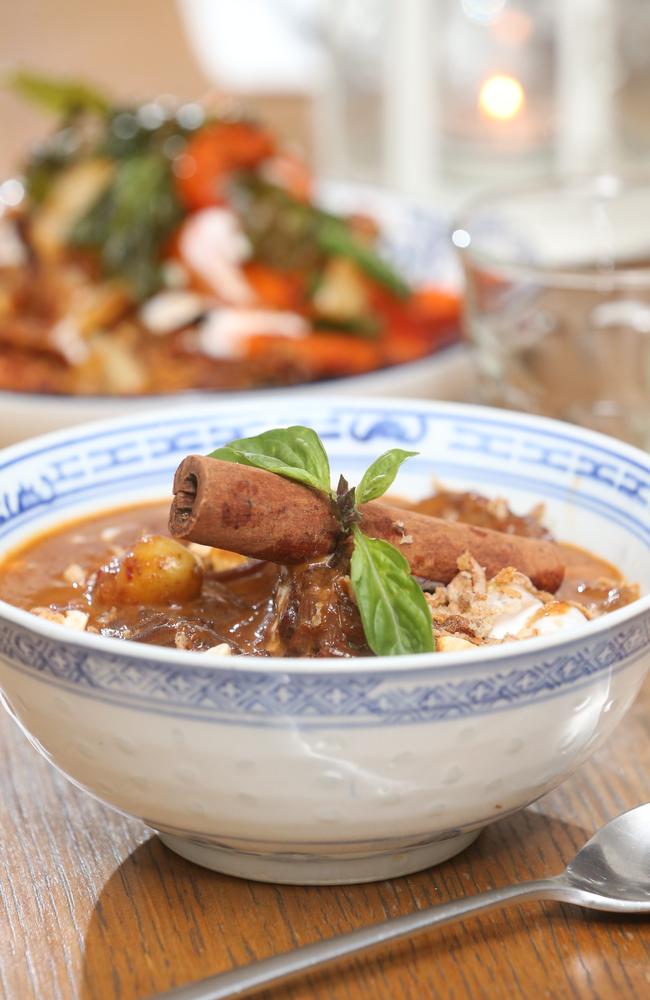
[0,1,299,171]
[4,0,650,202]
[2,0,650,447]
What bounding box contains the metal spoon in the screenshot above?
[151,803,650,1000]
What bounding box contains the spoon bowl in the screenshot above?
[564,802,650,908]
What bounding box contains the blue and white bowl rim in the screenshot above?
[0,396,648,677]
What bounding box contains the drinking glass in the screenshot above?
[453,175,650,449]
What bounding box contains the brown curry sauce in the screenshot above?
[0,494,638,658]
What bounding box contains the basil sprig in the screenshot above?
[209,426,434,656]
[350,528,435,656]
[210,426,331,493]
[356,447,417,504]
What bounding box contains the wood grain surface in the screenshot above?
[0,678,648,1000]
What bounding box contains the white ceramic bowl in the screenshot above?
[0,398,648,885]
[0,182,470,447]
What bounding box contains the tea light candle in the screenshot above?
[478,73,525,123]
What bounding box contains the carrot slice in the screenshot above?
[175,121,275,210]
[410,287,461,325]
[262,152,312,201]
[379,329,433,366]
[243,262,305,310]
[245,332,381,378]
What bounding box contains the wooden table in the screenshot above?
[1,679,648,1000]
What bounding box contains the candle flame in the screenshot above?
[479,74,525,121]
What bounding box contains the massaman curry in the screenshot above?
[0,490,638,658]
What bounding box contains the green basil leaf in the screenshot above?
[209,426,331,494]
[350,526,434,655]
[355,448,418,505]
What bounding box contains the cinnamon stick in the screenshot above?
[169,455,565,592]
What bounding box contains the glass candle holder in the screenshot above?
[453,173,650,449]
[438,0,557,181]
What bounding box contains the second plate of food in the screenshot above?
[0,75,469,444]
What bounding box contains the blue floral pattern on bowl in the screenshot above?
[0,614,648,728]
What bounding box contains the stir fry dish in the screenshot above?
[0,73,460,395]
[0,427,638,658]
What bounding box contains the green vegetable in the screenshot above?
[9,71,189,294]
[317,217,410,298]
[69,151,183,299]
[211,426,434,655]
[350,527,434,656]
[312,315,381,338]
[11,71,110,202]
[232,177,410,299]
[23,146,73,204]
[7,70,110,117]
[356,448,417,505]
[210,426,331,494]
[101,110,192,161]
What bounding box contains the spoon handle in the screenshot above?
[150,878,558,1000]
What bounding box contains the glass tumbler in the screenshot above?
[453,175,650,449]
